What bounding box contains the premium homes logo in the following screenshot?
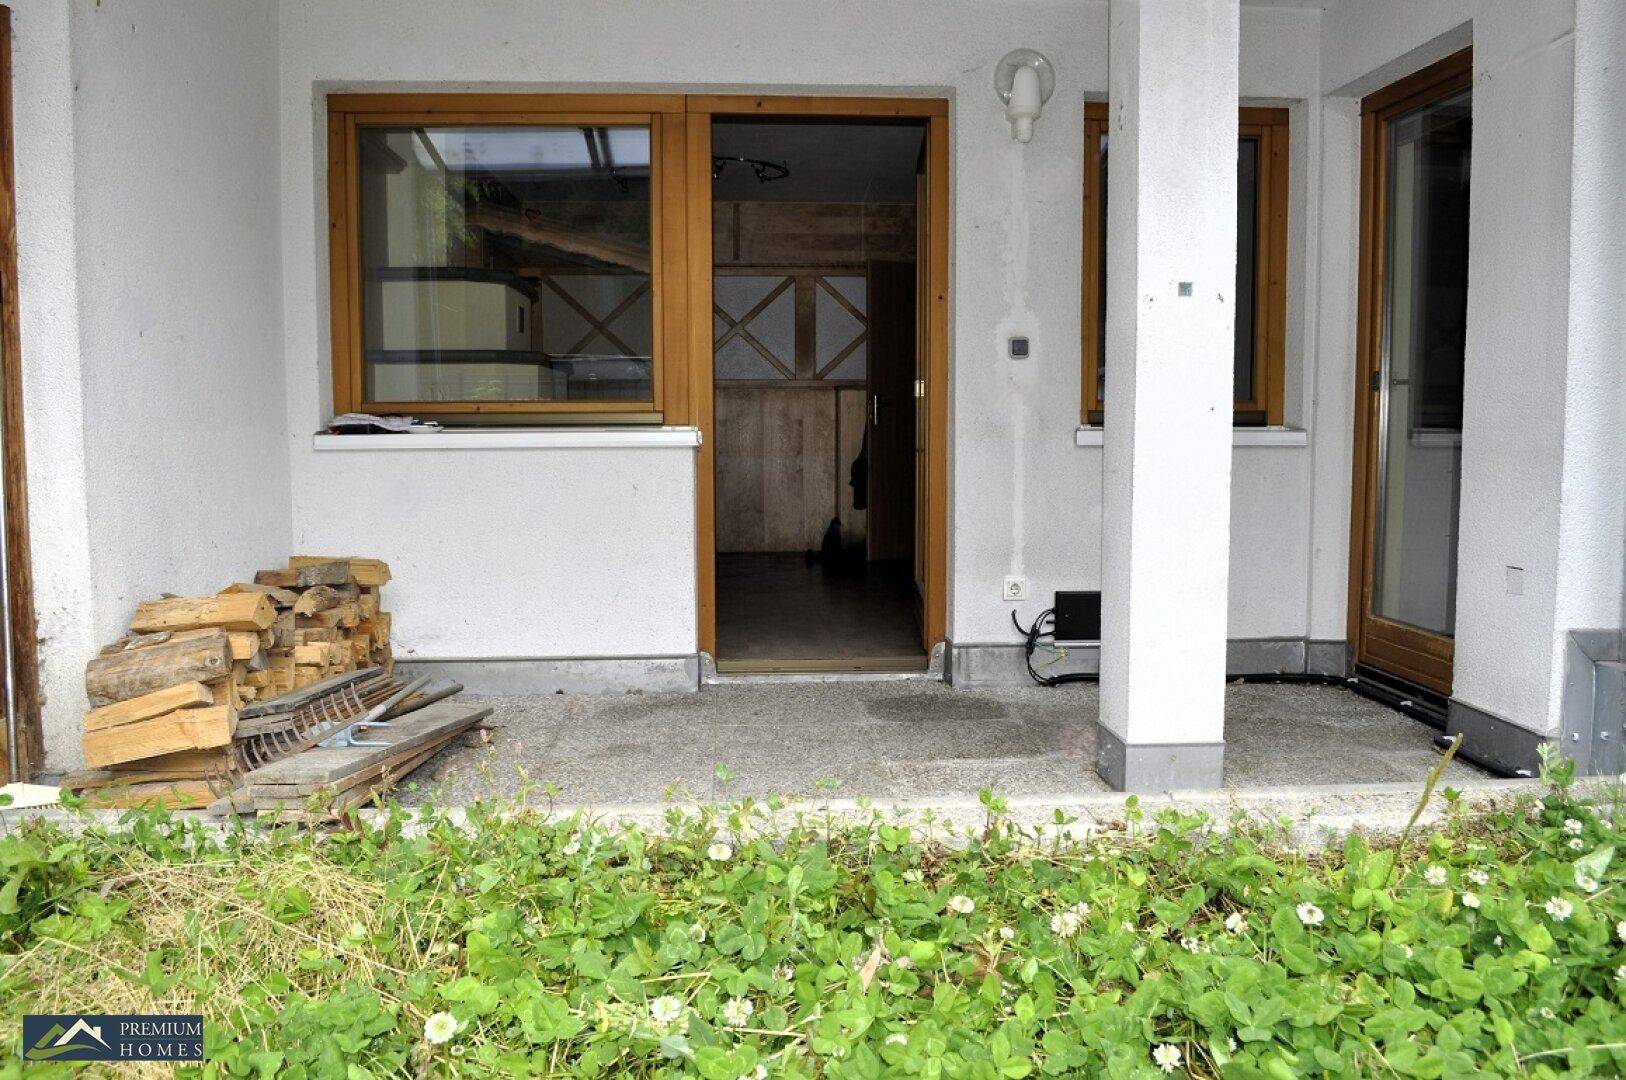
[22,1014,204,1062]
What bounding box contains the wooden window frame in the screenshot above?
[1081,102,1289,426]
[326,93,691,421]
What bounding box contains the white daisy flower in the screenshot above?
[1577,873,1601,893]
[1616,964,1626,983]
[1540,1007,1556,1020]
[1224,911,1247,934]
[1545,897,1574,921]
[998,926,1015,941]
[1616,919,1626,943]
[774,963,796,982]
[1402,945,1414,959]
[1423,865,1448,886]
[1494,935,1504,947]
[1569,838,1586,851]
[1180,936,1200,953]
[1152,1043,1183,1073]
[1467,869,1490,886]
[1227,1037,1238,1053]
[1051,909,1083,938]
[1462,892,1480,909]
[721,996,754,1028]
[1563,818,1584,835]
[707,842,733,863]
[423,1012,458,1045]
[649,995,684,1024]
[689,922,707,943]
[1296,903,1325,927]
[947,894,975,915]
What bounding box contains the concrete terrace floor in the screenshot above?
[396,681,1489,807]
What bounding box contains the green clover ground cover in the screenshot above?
[1,778,1624,1078]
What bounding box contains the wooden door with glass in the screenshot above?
[1350,49,1473,696]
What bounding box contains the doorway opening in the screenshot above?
[708,117,928,671]
[1350,48,1472,702]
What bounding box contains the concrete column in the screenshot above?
[1097,0,1239,790]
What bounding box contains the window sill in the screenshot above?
[1073,426,1308,448]
[312,427,702,451]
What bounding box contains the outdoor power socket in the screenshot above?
[1002,576,1029,602]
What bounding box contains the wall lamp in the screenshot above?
[995,49,1056,143]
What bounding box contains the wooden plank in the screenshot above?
[0,7,42,779]
[241,701,492,792]
[83,682,214,733]
[254,568,299,588]
[82,705,236,769]
[130,592,274,633]
[85,630,232,706]
[78,779,222,810]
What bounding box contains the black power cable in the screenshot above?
[1012,608,1099,686]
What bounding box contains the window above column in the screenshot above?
[1081,103,1289,427]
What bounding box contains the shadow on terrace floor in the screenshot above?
[395,681,1490,807]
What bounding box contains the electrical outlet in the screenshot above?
[1002,576,1029,602]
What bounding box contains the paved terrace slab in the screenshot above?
[396,681,1490,808]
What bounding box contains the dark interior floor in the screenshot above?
[715,553,923,665]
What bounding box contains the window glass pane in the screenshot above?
[1094,130,1261,411]
[357,124,653,404]
[1234,137,1259,404]
[1371,89,1471,637]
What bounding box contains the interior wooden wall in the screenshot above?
[714,202,914,266]
[713,201,915,555]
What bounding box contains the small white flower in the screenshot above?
[1051,909,1083,938]
[892,955,915,971]
[1402,945,1414,959]
[1494,935,1504,948]
[1122,920,1136,933]
[1545,897,1574,921]
[707,842,733,863]
[1615,964,1626,983]
[1296,903,1325,927]
[902,868,924,883]
[1616,919,1626,943]
[774,963,795,982]
[560,836,581,856]
[1563,818,1585,835]
[1152,1043,1183,1073]
[1462,892,1480,909]
[1224,911,1247,934]
[885,1032,908,1046]
[998,926,1015,941]
[1577,873,1601,893]
[423,1012,458,1045]
[1540,1007,1556,1020]
[738,1067,768,1080]
[1569,838,1586,851]
[690,922,707,943]
[721,996,754,1028]
[1423,865,1448,886]
[1227,1037,1238,1053]
[649,995,684,1024]
[1467,869,1490,886]
[947,894,975,915]
[1180,936,1201,953]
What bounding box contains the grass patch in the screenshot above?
[1,774,1624,1077]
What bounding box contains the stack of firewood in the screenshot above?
[68,556,393,807]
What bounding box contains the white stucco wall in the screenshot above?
[12,0,290,769]
[275,0,1331,666]
[1321,0,1585,737]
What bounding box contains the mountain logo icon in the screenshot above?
[25,1017,110,1061]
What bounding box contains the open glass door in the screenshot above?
[1351,50,1472,697]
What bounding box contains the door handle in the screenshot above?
[871,394,880,427]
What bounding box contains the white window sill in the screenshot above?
[1074,426,1308,448]
[312,427,703,451]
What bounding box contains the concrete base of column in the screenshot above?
[1095,726,1225,791]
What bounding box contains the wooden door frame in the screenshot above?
[0,6,43,778]
[1347,48,1472,696]
[682,96,950,663]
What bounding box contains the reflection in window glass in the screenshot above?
[356,125,653,404]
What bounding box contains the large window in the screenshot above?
[1081,104,1289,426]
[328,96,684,419]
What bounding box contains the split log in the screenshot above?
[130,592,275,634]
[85,630,232,707]
[83,681,215,733]
[81,705,236,768]
[293,560,350,587]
